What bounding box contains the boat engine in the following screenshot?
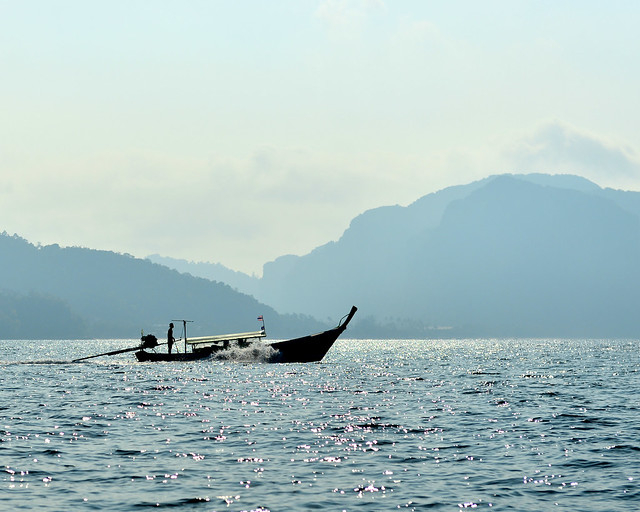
[141,334,158,349]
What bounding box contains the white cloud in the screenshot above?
[504,122,640,188]
[391,18,442,47]
[315,0,385,32]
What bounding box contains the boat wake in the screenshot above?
[3,360,72,365]
[212,344,280,363]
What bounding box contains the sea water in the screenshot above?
[1,338,638,511]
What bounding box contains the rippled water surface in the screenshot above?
[1,338,639,511]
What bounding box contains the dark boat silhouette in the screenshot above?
[133,306,357,363]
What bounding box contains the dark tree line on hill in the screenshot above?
[0,233,329,340]
[0,290,89,339]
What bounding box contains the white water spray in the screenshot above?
[212,343,280,363]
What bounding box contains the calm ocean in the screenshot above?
[1,338,638,511]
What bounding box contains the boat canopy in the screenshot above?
[186,330,266,346]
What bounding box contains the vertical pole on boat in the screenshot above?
[173,319,193,353]
[183,319,187,352]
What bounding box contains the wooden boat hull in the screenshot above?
[134,306,357,363]
[269,326,346,363]
[135,346,214,362]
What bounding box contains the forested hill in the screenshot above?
[0,234,327,339]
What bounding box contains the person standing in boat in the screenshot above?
[167,323,175,354]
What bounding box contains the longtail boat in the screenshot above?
[132,306,357,363]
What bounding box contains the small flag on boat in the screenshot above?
[257,315,263,321]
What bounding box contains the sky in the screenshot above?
[2,0,640,275]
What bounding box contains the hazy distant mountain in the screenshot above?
[146,254,260,297]
[0,233,328,339]
[257,173,640,337]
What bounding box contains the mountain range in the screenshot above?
[3,172,640,339]
[152,173,640,338]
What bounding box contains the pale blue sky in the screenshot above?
[2,1,640,274]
